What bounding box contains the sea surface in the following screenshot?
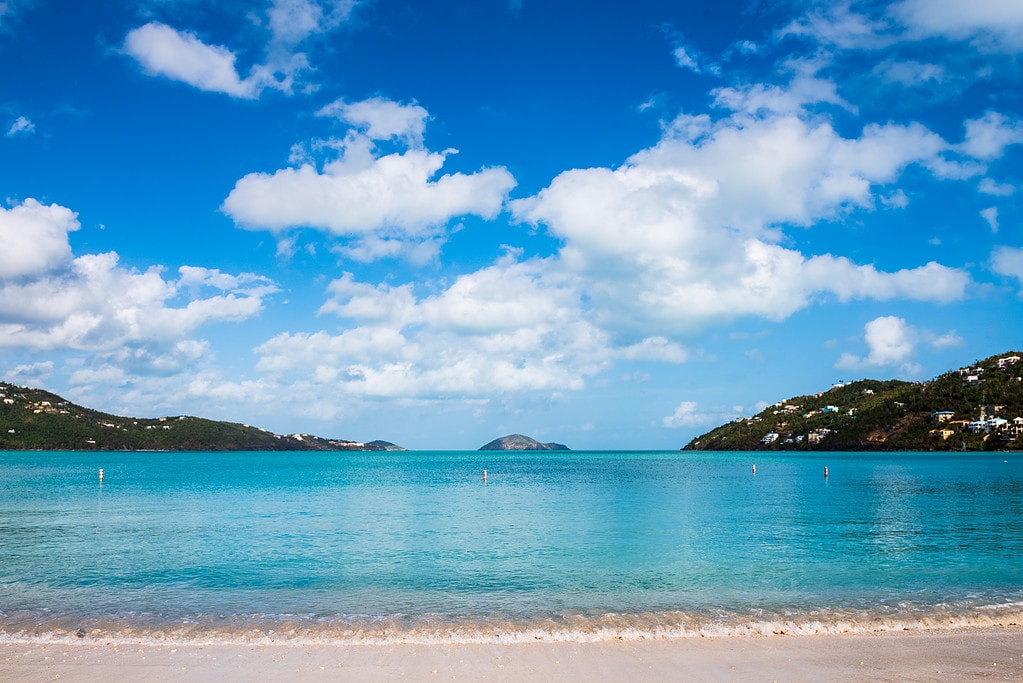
[1,450,1021,644]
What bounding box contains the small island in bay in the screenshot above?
[479,434,570,451]
[685,350,1023,451]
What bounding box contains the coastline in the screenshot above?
[3,627,1022,681]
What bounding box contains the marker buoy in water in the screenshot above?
[483,469,487,483]
[752,464,756,474]
[824,466,829,478]
[99,469,104,482]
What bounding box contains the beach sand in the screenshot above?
[2,627,1022,682]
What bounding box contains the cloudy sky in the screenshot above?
[1,0,1021,449]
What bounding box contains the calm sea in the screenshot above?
[1,450,1021,644]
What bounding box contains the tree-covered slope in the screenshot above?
[0,382,387,451]
[684,351,1023,451]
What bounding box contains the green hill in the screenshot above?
[684,351,1023,451]
[0,382,393,451]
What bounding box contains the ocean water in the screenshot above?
[1,450,1021,644]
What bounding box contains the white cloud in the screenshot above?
[255,256,610,401]
[6,115,34,137]
[979,177,1015,196]
[673,45,701,73]
[0,199,78,278]
[617,337,688,363]
[124,2,359,98]
[662,401,710,428]
[874,59,947,87]
[836,316,962,374]
[512,108,967,334]
[223,102,516,257]
[225,145,514,235]
[836,316,917,372]
[317,97,429,146]
[0,200,277,354]
[4,361,55,386]
[981,206,999,232]
[992,246,1023,291]
[863,315,915,366]
[711,59,853,116]
[267,0,357,45]
[780,2,895,49]
[124,22,270,98]
[892,0,1023,51]
[783,0,1023,53]
[958,111,1023,160]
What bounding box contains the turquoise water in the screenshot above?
[1,450,1021,643]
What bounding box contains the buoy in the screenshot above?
[752,464,756,475]
[823,466,829,478]
[98,468,104,482]
[483,469,487,483]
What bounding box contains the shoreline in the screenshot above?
[2,626,1022,681]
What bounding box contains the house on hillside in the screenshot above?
[933,411,955,423]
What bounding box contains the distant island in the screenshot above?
[685,351,1023,451]
[0,382,404,452]
[479,434,570,451]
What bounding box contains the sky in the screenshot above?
[1,0,1022,450]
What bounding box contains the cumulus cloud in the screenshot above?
[253,255,609,401]
[225,146,514,234]
[836,316,918,373]
[0,199,277,355]
[124,22,270,98]
[317,97,429,146]
[836,316,962,374]
[958,111,1023,160]
[123,1,360,98]
[223,99,516,259]
[0,199,78,278]
[512,107,968,334]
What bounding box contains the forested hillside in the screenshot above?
[684,351,1023,451]
[0,382,382,451]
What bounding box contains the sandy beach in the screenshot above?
[2,627,1022,682]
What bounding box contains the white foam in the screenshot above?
[2,604,1022,646]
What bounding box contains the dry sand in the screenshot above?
[2,627,1022,682]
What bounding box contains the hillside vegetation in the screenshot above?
[684,351,1023,451]
[0,382,388,451]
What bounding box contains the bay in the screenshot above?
[1,450,1021,642]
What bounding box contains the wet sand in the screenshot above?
[2,627,1022,681]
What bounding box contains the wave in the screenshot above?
[3,602,1021,646]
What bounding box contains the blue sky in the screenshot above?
[1,0,1022,449]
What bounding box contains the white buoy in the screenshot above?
[823,466,829,478]
[483,469,487,483]
[752,464,756,475]
[98,468,104,482]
